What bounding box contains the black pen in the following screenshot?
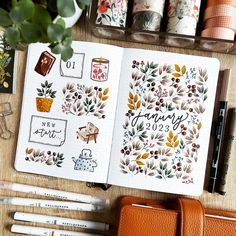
[208,70,229,193]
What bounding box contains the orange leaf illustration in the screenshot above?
[103,88,109,95]
[136,161,145,166]
[129,92,133,99]
[197,122,202,130]
[173,135,178,142]
[142,153,149,159]
[166,142,173,148]
[136,100,141,109]
[128,104,135,110]
[27,148,33,154]
[174,140,179,147]
[128,98,134,104]
[169,131,173,139]
[172,73,181,77]
[134,94,138,102]
[167,137,172,143]
[98,92,102,99]
[182,65,186,74]
[136,154,142,160]
[175,64,180,72]
[102,96,109,101]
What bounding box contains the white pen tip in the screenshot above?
[0,181,11,190]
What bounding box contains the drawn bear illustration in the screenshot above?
[72,149,97,172]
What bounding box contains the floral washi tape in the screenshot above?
[96,0,128,28]
[167,0,201,36]
[168,0,201,21]
[131,0,165,42]
[132,0,166,16]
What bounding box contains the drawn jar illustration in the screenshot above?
[36,80,56,112]
[91,58,109,82]
[72,149,97,172]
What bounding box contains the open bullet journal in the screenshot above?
[15,41,219,196]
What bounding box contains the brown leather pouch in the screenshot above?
[118,196,236,236]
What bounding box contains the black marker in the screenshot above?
[208,70,229,193]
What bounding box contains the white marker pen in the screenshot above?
[0,197,104,212]
[12,212,109,231]
[0,181,109,207]
[11,224,102,236]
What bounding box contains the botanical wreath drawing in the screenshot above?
[62,83,109,119]
[120,60,209,184]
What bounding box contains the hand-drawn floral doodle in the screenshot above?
[62,83,109,119]
[120,60,209,184]
[25,148,64,167]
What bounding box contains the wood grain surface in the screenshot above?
[0,16,236,236]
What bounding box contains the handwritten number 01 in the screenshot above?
[66,61,76,69]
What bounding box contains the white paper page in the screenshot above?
[15,42,123,183]
[108,48,219,196]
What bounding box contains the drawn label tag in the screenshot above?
[29,115,67,146]
[60,53,85,79]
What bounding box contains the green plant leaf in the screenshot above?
[51,43,63,54]
[47,23,64,41]
[0,8,12,26]
[57,0,75,17]
[10,0,35,24]
[61,46,73,61]
[5,27,20,46]
[32,5,52,32]
[64,28,72,38]
[62,37,72,47]
[55,18,66,28]
[20,23,42,43]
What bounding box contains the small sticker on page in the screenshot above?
[60,53,85,79]
[29,115,67,146]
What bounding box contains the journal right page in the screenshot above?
[108,48,219,196]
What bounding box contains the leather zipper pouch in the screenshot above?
[118,196,236,236]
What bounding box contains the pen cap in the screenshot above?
[0,181,12,190]
[229,109,236,134]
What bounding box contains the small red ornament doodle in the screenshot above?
[91,58,109,82]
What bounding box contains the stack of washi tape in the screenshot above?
[202,0,236,40]
[167,0,201,36]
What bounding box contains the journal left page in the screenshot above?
[15,41,123,183]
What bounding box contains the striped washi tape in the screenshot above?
[204,4,236,21]
[201,27,235,40]
[207,0,236,7]
[205,16,236,32]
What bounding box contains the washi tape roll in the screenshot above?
[204,4,236,21]
[205,16,236,32]
[131,0,165,42]
[167,0,201,37]
[95,0,128,37]
[201,27,235,40]
[167,16,197,35]
[168,0,201,21]
[207,0,236,8]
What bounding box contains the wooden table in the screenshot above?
[1,16,236,236]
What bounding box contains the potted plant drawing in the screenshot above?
[0,0,91,61]
[36,80,56,112]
